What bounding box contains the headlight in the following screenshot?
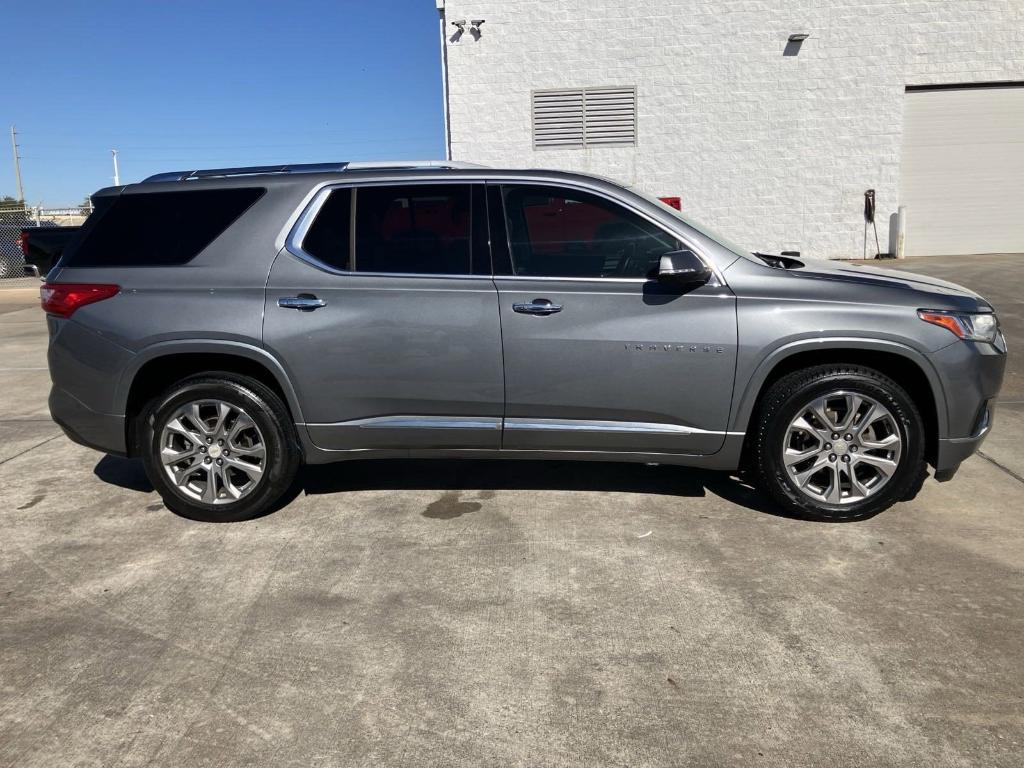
[918,309,999,343]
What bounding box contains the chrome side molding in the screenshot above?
[305,414,742,437]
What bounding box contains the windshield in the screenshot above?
[629,187,754,260]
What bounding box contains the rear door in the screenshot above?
[264,181,504,451]
[492,182,737,455]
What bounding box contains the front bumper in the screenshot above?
[934,431,991,482]
[929,334,1006,478]
[49,386,127,456]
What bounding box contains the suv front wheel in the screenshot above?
[140,373,300,522]
[754,364,927,521]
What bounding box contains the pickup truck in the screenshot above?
[16,225,79,277]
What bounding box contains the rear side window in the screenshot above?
[63,188,264,267]
[300,184,474,275]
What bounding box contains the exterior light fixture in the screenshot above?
[788,33,809,42]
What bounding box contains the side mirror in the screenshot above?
[657,250,712,285]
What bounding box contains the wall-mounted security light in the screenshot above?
[784,32,809,56]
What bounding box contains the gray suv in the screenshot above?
[42,162,1006,522]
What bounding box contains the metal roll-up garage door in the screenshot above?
[900,84,1024,257]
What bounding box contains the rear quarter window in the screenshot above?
[62,188,265,267]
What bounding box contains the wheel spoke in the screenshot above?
[229,413,256,441]
[230,443,265,460]
[224,455,263,480]
[848,469,871,499]
[861,433,899,450]
[790,415,828,442]
[164,417,203,443]
[838,394,862,430]
[784,445,820,467]
[212,402,231,436]
[190,403,213,435]
[170,457,202,485]
[855,403,881,437]
[201,465,219,503]
[825,464,843,503]
[161,444,200,466]
[793,454,829,488]
[853,452,898,478]
[223,474,244,500]
[811,400,838,433]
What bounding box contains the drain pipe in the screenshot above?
[436,0,453,161]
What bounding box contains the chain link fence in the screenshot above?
[0,205,90,283]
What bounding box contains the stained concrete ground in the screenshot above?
[1,256,1021,767]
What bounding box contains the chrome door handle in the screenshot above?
[512,299,562,315]
[278,294,326,311]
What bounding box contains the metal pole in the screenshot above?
[436,0,452,161]
[111,149,120,186]
[10,125,25,203]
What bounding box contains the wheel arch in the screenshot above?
[117,341,303,457]
[734,340,946,467]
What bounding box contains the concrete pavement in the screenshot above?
[1,259,1021,767]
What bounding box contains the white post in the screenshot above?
[896,205,907,259]
[111,149,120,186]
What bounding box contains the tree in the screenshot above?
[0,195,25,209]
[78,196,93,215]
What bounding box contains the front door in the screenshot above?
[492,183,737,455]
[264,182,504,451]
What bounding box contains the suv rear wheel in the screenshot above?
[140,373,300,522]
[754,364,926,521]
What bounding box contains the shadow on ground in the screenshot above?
[94,453,804,519]
[94,454,154,492]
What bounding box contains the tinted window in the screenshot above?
[302,188,352,270]
[502,185,680,278]
[300,184,478,275]
[355,184,472,275]
[64,188,264,267]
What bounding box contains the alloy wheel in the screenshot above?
[782,390,903,505]
[159,399,267,505]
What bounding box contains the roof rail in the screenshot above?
[142,160,487,183]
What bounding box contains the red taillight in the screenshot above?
[16,231,29,257]
[659,196,682,211]
[40,283,120,318]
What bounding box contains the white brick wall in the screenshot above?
[440,0,1024,259]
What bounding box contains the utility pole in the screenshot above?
[10,125,25,203]
[111,149,120,186]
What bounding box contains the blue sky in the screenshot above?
[0,1,445,204]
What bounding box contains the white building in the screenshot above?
[436,1,1024,259]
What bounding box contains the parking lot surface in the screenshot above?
[1,256,1022,767]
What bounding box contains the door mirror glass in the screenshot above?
[657,250,712,285]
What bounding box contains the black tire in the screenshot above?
[754,364,926,522]
[140,373,300,522]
